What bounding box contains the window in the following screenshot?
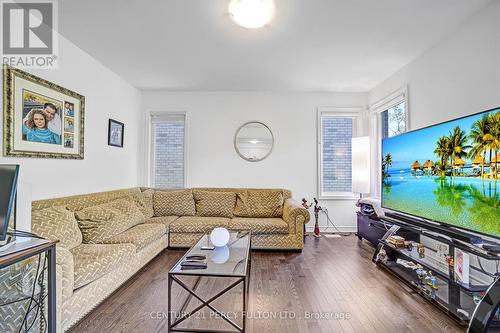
[370,87,409,195]
[149,113,187,188]
[380,101,406,139]
[318,108,361,198]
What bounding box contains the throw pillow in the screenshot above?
[75,198,145,243]
[193,191,236,218]
[153,189,196,217]
[31,205,82,249]
[130,189,154,218]
[234,189,284,218]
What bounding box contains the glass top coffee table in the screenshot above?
[168,231,251,333]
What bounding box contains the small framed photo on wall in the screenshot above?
[108,119,124,148]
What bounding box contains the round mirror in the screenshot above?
[234,121,274,162]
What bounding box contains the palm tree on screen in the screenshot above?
[382,153,393,180]
[469,114,490,178]
[434,136,451,176]
[449,126,471,176]
[488,112,500,178]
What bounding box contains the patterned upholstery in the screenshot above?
[192,187,292,201]
[70,243,136,289]
[166,189,309,250]
[32,188,142,212]
[24,188,167,332]
[251,231,305,250]
[0,255,48,333]
[169,216,230,233]
[61,236,167,332]
[102,223,166,251]
[31,205,82,249]
[20,187,308,332]
[0,257,38,301]
[144,215,179,228]
[153,189,196,217]
[130,189,154,218]
[193,190,236,218]
[56,246,75,305]
[0,301,40,333]
[169,226,305,250]
[234,189,284,218]
[229,217,289,234]
[75,198,145,244]
[169,232,205,248]
[282,198,310,234]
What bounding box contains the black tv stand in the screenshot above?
[482,244,500,254]
[373,214,500,326]
[384,211,483,244]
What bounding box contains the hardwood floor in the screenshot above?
[68,235,465,333]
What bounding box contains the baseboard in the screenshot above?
[305,225,356,233]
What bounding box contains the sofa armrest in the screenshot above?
[283,199,310,234]
[56,246,74,306]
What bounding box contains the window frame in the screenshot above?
[369,86,409,196]
[317,107,363,200]
[147,110,189,188]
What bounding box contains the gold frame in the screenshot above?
[3,65,85,159]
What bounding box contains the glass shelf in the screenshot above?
[380,240,490,292]
[382,261,450,309]
[373,216,500,327]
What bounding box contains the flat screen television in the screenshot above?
[381,107,500,240]
[0,165,19,242]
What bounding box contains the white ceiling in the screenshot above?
[59,0,491,92]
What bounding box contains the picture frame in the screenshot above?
[3,65,85,159]
[108,119,124,148]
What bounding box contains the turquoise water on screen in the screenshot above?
[382,170,500,238]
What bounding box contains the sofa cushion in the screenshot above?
[193,190,236,218]
[153,189,196,217]
[75,198,145,244]
[144,216,179,228]
[234,190,284,218]
[102,224,166,251]
[70,243,135,289]
[130,189,154,218]
[32,205,82,249]
[169,216,230,233]
[229,217,289,234]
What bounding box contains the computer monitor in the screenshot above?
[0,165,19,242]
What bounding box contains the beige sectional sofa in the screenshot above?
[22,187,309,332]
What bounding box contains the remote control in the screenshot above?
[186,255,206,260]
[180,261,207,269]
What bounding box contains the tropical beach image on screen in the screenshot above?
[382,107,500,238]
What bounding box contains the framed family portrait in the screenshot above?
[3,65,85,159]
[108,119,124,148]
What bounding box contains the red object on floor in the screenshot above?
[314,225,320,237]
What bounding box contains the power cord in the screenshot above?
[319,207,351,237]
[477,257,500,279]
[23,256,48,333]
[8,230,45,240]
[18,252,43,333]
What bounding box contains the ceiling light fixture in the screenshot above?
[228,0,275,29]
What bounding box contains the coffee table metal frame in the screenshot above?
[167,232,251,333]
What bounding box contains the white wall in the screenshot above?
[369,1,500,129]
[1,35,142,229]
[141,91,367,231]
